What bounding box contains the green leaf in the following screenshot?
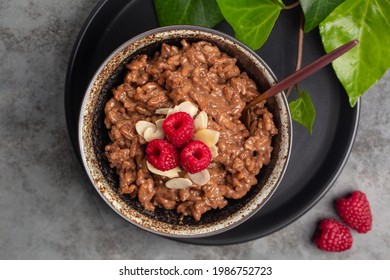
[289,91,316,134]
[319,0,390,107]
[153,0,224,28]
[216,0,284,50]
[299,0,345,32]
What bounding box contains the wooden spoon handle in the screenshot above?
[244,39,359,110]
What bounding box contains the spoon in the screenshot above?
[241,39,359,128]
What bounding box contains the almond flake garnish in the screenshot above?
[135,121,155,136]
[155,108,171,115]
[143,126,164,142]
[146,161,180,179]
[167,101,198,117]
[194,111,208,130]
[165,178,193,189]
[209,145,219,159]
[194,128,220,147]
[138,101,219,188]
[188,169,210,186]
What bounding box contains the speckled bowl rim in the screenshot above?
[79,25,292,238]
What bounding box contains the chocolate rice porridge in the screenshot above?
[103,40,278,221]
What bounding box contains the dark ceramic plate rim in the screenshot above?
[65,0,360,245]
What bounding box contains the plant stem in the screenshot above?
[286,10,304,99]
[284,1,300,10]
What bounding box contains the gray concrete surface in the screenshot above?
[0,0,389,259]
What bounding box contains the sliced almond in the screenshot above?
[135,121,155,136]
[166,108,176,116]
[167,101,198,117]
[146,161,180,178]
[209,145,219,159]
[194,129,220,147]
[155,118,165,128]
[177,101,198,117]
[155,108,171,115]
[188,169,210,186]
[165,178,193,189]
[194,111,208,130]
[143,126,164,142]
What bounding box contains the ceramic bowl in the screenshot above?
[79,25,292,238]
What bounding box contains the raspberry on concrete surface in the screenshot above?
[336,190,372,233]
[314,219,353,252]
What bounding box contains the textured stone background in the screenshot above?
[1,0,389,259]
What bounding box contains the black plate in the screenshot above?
[65,0,359,245]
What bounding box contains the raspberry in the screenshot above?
[162,112,195,147]
[314,219,353,252]
[145,139,179,171]
[336,191,372,233]
[180,141,212,174]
